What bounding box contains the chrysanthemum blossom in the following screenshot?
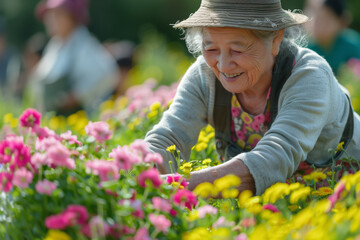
[109,145,141,170]
[85,121,112,143]
[144,152,163,164]
[0,172,13,192]
[173,189,198,210]
[85,159,119,182]
[138,168,162,188]
[47,143,75,169]
[35,179,57,195]
[148,213,171,233]
[152,197,172,213]
[19,108,41,128]
[12,168,33,189]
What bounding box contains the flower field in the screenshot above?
[1,58,360,239]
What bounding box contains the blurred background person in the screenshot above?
[103,40,136,98]
[306,0,360,75]
[0,16,22,100]
[28,0,117,116]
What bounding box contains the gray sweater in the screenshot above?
[145,46,360,195]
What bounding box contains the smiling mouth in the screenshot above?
[221,72,243,78]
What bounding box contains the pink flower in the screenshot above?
[81,216,110,238]
[13,144,31,169]
[45,214,69,230]
[35,136,60,152]
[254,114,265,123]
[134,227,150,240]
[33,126,59,140]
[166,173,189,188]
[47,143,75,169]
[144,152,163,164]
[19,108,41,128]
[328,181,346,211]
[197,205,218,218]
[262,203,280,213]
[109,145,141,170]
[138,168,162,188]
[0,139,13,164]
[0,172,13,192]
[251,121,260,132]
[12,168,33,189]
[236,233,248,240]
[66,205,89,225]
[85,159,119,182]
[130,139,150,157]
[109,224,135,238]
[148,213,171,233]
[85,121,112,143]
[152,197,172,213]
[35,179,57,195]
[31,152,48,168]
[173,189,198,210]
[60,130,81,145]
[213,216,235,228]
[240,217,256,228]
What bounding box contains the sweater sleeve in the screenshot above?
[238,64,333,195]
[144,57,210,173]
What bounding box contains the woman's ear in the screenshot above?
[271,29,285,56]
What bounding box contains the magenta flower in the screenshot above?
[33,126,59,140]
[152,197,172,213]
[109,145,141,170]
[35,136,61,152]
[12,168,33,189]
[173,189,198,210]
[130,139,150,157]
[19,108,41,128]
[328,181,346,211]
[138,168,162,188]
[134,227,150,240]
[85,159,119,182]
[262,203,280,213]
[166,173,189,188]
[148,213,171,233]
[144,152,163,164]
[35,179,57,195]
[81,216,110,238]
[47,143,75,169]
[13,144,31,169]
[66,205,89,225]
[0,139,13,164]
[45,214,69,230]
[85,121,112,143]
[197,204,218,218]
[0,172,13,192]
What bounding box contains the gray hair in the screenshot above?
[184,25,308,56]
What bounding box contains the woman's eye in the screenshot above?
[232,50,242,54]
[205,49,217,52]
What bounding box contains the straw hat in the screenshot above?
[174,0,309,31]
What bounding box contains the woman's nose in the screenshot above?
[217,53,235,73]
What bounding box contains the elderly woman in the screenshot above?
[145,0,360,195]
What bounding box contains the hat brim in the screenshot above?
[173,7,309,31]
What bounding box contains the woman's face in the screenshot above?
[202,27,283,94]
[44,7,77,39]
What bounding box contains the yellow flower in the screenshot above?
[182,227,211,240]
[150,102,161,111]
[303,172,327,183]
[231,95,240,108]
[289,182,302,191]
[114,96,129,110]
[213,174,241,192]
[290,207,314,229]
[3,113,13,124]
[311,187,333,196]
[238,190,253,208]
[166,145,176,153]
[193,182,216,198]
[194,142,208,152]
[211,228,231,238]
[180,162,193,175]
[205,125,214,133]
[263,182,290,203]
[202,158,212,165]
[100,99,114,112]
[44,230,72,240]
[187,210,199,221]
[336,141,345,151]
[222,189,239,198]
[147,110,158,119]
[288,205,298,211]
[290,186,311,204]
